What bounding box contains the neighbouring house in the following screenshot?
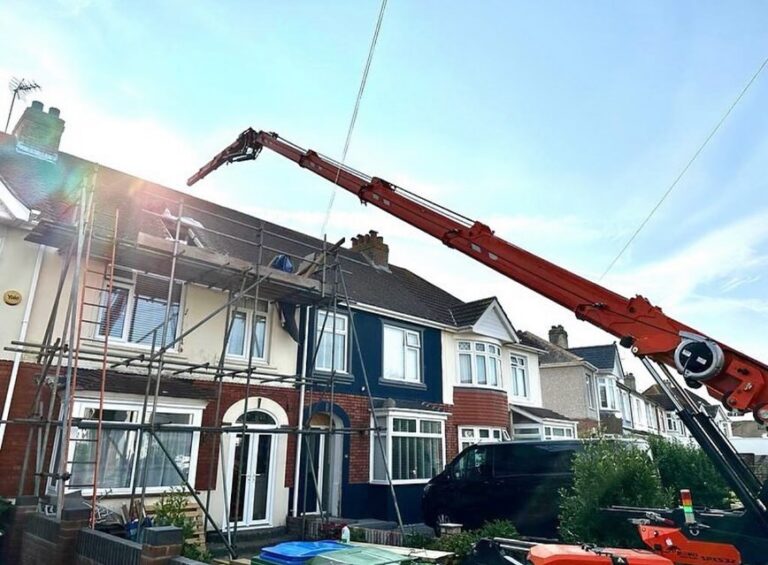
[643,384,733,442]
[517,327,601,437]
[0,100,556,534]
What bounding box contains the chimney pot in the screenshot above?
[548,324,569,349]
[13,100,66,162]
[350,229,389,268]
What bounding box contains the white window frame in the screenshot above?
[509,354,529,399]
[621,390,633,424]
[225,299,270,363]
[598,376,619,411]
[585,374,595,409]
[456,340,503,389]
[458,426,510,451]
[96,270,184,351]
[382,324,422,383]
[369,409,447,485]
[315,310,348,373]
[543,424,576,440]
[53,397,203,496]
[512,424,543,440]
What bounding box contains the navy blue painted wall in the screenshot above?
[304,306,443,404]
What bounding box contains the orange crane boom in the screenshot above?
[188,128,768,423]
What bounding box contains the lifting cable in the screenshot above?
[320,0,388,236]
[599,52,768,281]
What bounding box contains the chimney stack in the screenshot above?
[624,373,636,391]
[351,230,389,268]
[13,100,65,162]
[548,324,569,349]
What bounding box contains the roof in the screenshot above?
[511,404,574,422]
[0,132,468,326]
[517,330,587,366]
[450,297,496,326]
[568,344,618,371]
[642,383,714,412]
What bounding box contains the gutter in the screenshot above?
[292,306,310,517]
[0,244,44,450]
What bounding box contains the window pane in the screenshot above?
[488,359,498,386]
[333,334,345,371]
[406,332,420,347]
[476,356,487,384]
[459,354,472,383]
[393,418,416,433]
[458,341,471,351]
[98,287,129,338]
[383,326,404,380]
[405,348,419,381]
[475,343,486,352]
[227,312,247,356]
[142,412,193,487]
[420,420,441,434]
[479,429,490,438]
[71,409,135,489]
[251,315,267,359]
[129,276,181,346]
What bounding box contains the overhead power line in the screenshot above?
[320,0,388,237]
[599,53,768,281]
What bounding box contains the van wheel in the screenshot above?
[434,512,452,536]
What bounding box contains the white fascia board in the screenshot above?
[373,407,450,420]
[541,360,599,372]
[470,299,519,343]
[0,177,32,223]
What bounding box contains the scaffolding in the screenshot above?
[3,168,406,559]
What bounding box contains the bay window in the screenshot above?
[98,271,182,348]
[371,411,446,484]
[383,325,422,382]
[459,426,509,451]
[457,341,502,387]
[315,311,348,372]
[62,399,202,493]
[227,298,269,361]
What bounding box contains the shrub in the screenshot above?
[427,520,518,561]
[649,436,731,509]
[559,440,669,547]
[152,489,212,563]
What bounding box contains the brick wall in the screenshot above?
[452,387,509,428]
[0,360,58,497]
[194,381,299,490]
[21,508,90,565]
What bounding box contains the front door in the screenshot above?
[228,411,275,527]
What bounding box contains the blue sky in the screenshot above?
[2,0,767,392]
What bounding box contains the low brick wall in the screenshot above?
[21,508,90,565]
[75,529,142,565]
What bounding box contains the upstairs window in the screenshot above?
[98,271,182,348]
[457,341,501,387]
[227,298,269,361]
[315,311,348,373]
[383,325,422,383]
[585,374,596,409]
[598,377,618,411]
[510,355,528,398]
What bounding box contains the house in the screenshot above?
[0,100,553,532]
[643,384,733,443]
[517,327,601,436]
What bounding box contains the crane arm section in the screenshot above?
[188,128,768,422]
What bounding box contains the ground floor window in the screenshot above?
[459,426,510,451]
[55,398,203,494]
[371,410,446,484]
[513,422,577,441]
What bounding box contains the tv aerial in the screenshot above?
[5,77,41,133]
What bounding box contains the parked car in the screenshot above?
[422,440,582,538]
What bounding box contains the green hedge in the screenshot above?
[559,440,669,547]
[649,436,731,509]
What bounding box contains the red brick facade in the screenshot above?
[0,360,57,497]
[452,386,510,428]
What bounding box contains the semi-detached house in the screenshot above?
[0,101,573,533]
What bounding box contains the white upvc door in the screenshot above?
[227,430,275,528]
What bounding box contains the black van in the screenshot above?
[422,440,582,538]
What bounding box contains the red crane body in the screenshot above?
[188,128,768,422]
